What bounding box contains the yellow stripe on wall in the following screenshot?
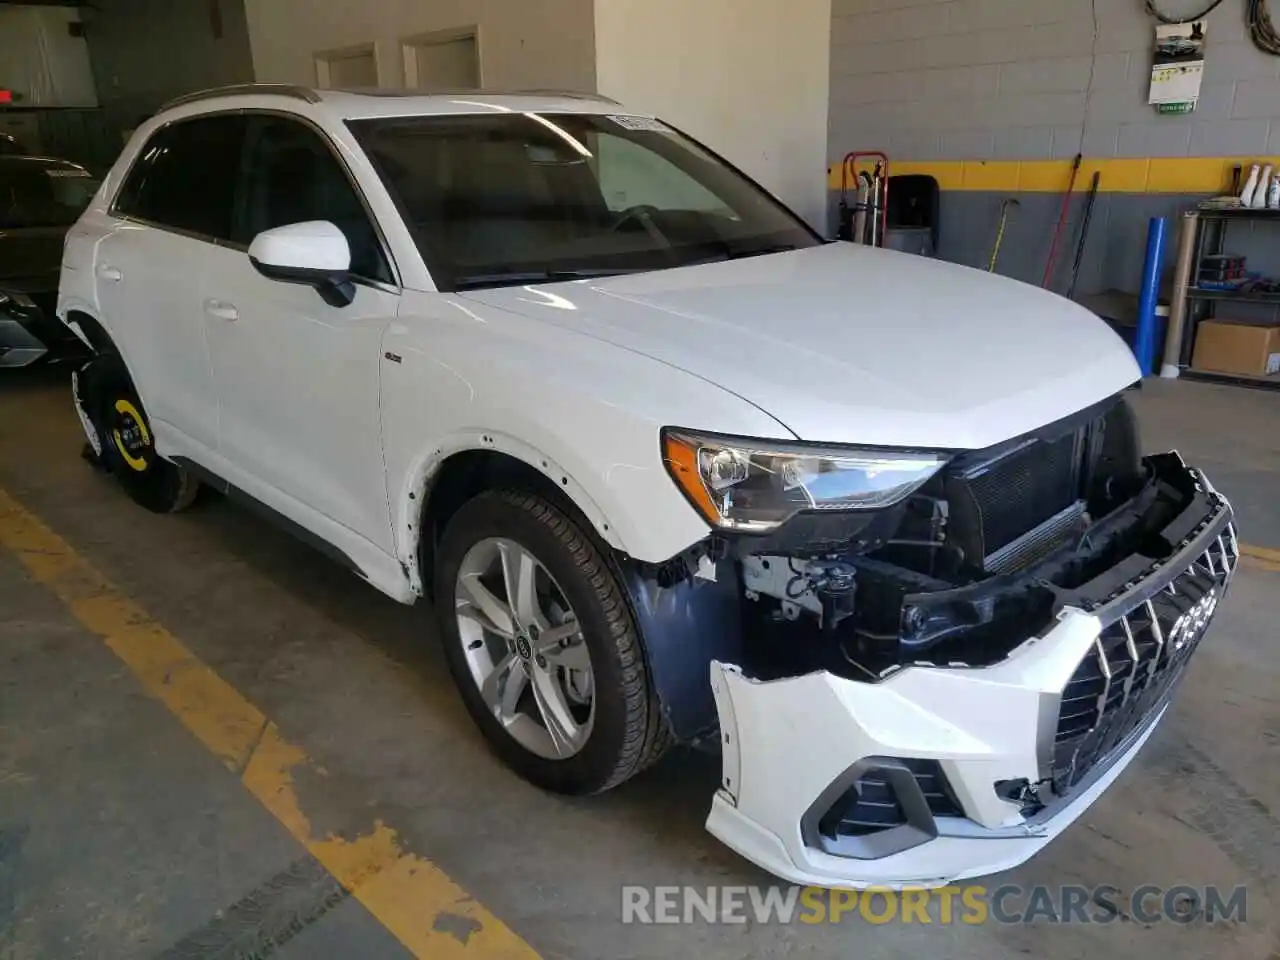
[827,156,1249,194]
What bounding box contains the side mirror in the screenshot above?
[248,220,356,308]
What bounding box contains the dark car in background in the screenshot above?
[0,155,99,367]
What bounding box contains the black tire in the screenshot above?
[434,490,671,795]
[83,355,198,514]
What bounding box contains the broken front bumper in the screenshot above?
[705,466,1237,889]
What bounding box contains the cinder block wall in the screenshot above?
[828,0,1280,298]
[596,0,831,228]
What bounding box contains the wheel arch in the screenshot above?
[64,307,117,355]
[64,308,153,412]
[413,442,741,746]
[406,437,628,600]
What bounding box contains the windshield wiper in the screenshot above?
[681,242,799,268]
[723,243,798,260]
[454,267,644,290]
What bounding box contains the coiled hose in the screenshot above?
[1144,0,1280,56]
[1247,0,1280,55]
[1144,0,1225,23]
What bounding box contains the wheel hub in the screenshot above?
[119,419,145,454]
[454,537,595,761]
[109,398,152,473]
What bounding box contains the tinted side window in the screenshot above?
[115,115,245,240]
[235,117,390,283]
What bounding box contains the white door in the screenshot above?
[202,113,399,552]
[93,113,247,453]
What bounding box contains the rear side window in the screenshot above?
[114,114,246,241]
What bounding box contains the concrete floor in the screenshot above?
[1,367,1278,959]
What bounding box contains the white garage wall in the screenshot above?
[0,5,97,108]
[593,0,833,229]
[243,0,596,93]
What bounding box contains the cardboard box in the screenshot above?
[1191,320,1280,377]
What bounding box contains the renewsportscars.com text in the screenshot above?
[621,884,1248,926]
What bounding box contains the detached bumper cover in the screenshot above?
[707,464,1236,889]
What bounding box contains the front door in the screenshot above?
[202,114,400,553]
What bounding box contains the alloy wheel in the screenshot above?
[454,537,595,760]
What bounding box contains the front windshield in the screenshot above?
[0,165,100,229]
[348,112,822,291]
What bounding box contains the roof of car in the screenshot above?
[158,83,641,120]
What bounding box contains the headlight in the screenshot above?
[662,429,948,532]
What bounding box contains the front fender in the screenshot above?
[381,293,793,576]
[391,429,645,585]
[389,418,714,570]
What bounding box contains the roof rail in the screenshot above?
[329,86,622,105]
[159,83,322,112]
[516,89,622,105]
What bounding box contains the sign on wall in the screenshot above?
[1148,20,1206,115]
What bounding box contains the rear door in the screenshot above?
[95,114,246,454]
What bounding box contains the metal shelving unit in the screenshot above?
[1179,205,1280,391]
[1186,288,1280,305]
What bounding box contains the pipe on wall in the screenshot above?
[1161,210,1200,379]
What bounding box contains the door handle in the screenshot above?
[204,299,239,322]
[97,265,123,282]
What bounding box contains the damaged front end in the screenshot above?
[624,392,1239,887]
[733,395,1206,681]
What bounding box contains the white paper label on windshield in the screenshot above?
[44,168,91,178]
[607,115,670,133]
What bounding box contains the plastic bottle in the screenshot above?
[1255,165,1273,208]
[1240,164,1261,207]
[1268,172,1280,210]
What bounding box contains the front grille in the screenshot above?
[1052,526,1238,794]
[945,427,1085,568]
[819,758,962,839]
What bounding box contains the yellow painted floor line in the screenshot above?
[0,486,541,960]
[1241,553,1280,573]
[1240,542,1280,566]
[1240,543,1280,573]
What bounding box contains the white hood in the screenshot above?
[461,242,1141,451]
